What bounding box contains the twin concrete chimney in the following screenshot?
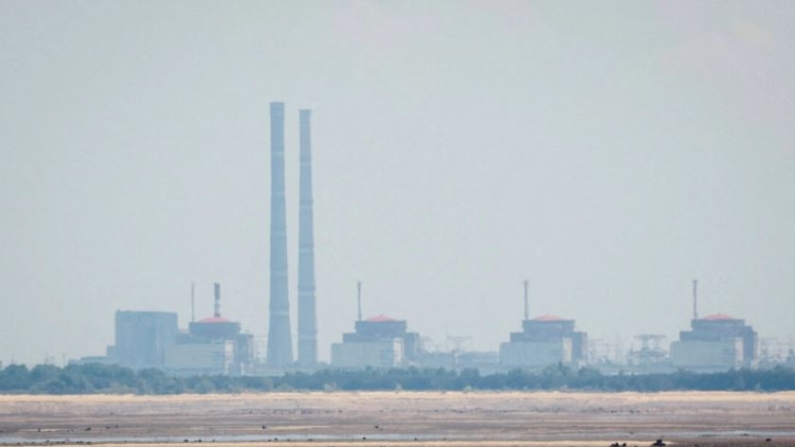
[266,102,318,368]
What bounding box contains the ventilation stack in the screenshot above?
[266,101,294,367]
[214,282,221,318]
[692,279,699,321]
[357,281,363,322]
[297,109,318,367]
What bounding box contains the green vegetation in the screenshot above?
[1,363,794,394]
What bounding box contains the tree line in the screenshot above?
[1,362,794,395]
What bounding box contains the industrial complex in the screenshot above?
[97,283,255,375]
[73,103,792,376]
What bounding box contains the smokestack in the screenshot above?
[523,280,529,321]
[297,109,318,367]
[357,281,362,322]
[266,101,294,367]
[692,279,699,321]
[214,282,221,318]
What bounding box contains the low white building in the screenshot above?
[671,339,744,372]
[331,339,404,369]
[164,339,235,376]
[500,339,573,370]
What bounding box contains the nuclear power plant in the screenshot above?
[72,103,789,376]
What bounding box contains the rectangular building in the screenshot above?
[109,311,178,369]
[671,339,744,372]
[500,314,587,370]
[331,339,404,369]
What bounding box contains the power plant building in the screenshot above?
[165,284,255,375]
[107,310,178,369]
[670,313,758,372]
[103,284,255,375]
[331,315,420,369]
[500,314,588,370]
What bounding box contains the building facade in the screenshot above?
[107,310,178,369]
[331,315,419,369]
[500,314,588,370]
[671,313,758,372]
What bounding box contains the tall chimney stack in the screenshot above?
[266,101,294,367]
[214,282,221,318]
[297,109,318,367]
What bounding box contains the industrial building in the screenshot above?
[98,284,255,375]
[331,314,421,369]
[500,314,588,370]
[499,282,587,370]
[330,283,420,369]
[107,310,178,369]
[165,283,255,375]
[671,313,758,372]
[669,280,758,372]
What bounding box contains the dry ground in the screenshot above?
[1,392,794,447]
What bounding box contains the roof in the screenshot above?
[702,313,735,321]
[531,314,566,322]
[365,314,397,323]
[197,317,232,324]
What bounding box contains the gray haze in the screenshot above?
[1,1,794,365]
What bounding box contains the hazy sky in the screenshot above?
[2,1,794,365]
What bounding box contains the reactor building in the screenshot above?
[331,283,420,368]
[669,280,758,372]
[331,315,421,368]
[164,283,255,375]
[499,282,588,370]
[670,313,758,372]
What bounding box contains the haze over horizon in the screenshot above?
[2,1,794,366]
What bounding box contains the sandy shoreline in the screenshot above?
[1,392,793,447]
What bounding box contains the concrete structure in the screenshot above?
[331,339,404,369]
[500,314,588,370]
[107,311,178,369]
[624,334,674,374]
[166,283,255,375]
[267,101,294,367]
[671,313,758,372]
[297,108,318,368]
[165,339,236,375]
[331,315,420,369]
